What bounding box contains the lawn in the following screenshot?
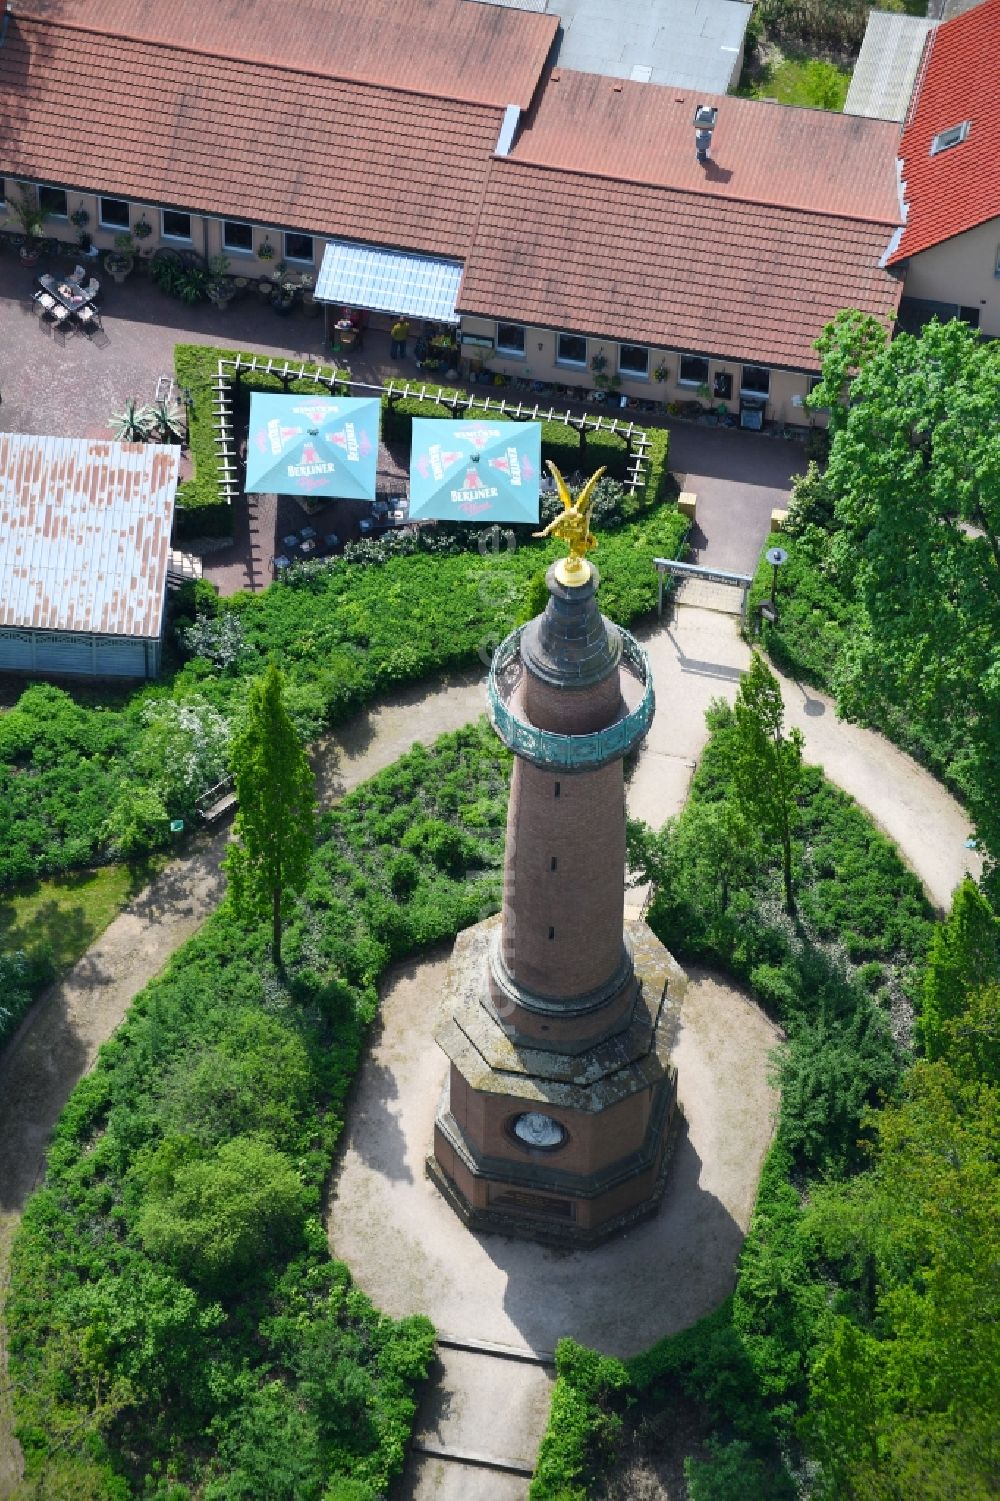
[735,52,851,109]
[0,862,162,975]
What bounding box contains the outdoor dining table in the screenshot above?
[37,274,96,313]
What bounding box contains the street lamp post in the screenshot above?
[766,545,789,606]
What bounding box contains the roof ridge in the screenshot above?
[490,153,902,231]
[11,11,505,113]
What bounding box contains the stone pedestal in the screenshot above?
[430,917,684,1245]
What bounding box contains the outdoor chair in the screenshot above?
[76,304,101,336]
[84,278,100,301]
[70,265,87,283]
[32,290,56,317]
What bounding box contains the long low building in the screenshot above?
[0,0,909,426]
[0,434,179,679]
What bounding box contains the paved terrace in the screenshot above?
[0,249,804,591]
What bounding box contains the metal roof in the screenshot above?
[0,435,179,637]
[315,241,464,323]
[844,11,938,121]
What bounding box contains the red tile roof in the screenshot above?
[0,17,503,259]
[511,69,902,225]
[458,160,904,372]
[887,0,1000,264]
[13,0,558,110]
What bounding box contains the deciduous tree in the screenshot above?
[807,314,1000,892]
[920,877,999,1061]
[722,654,804,914]
[225,663,316,966]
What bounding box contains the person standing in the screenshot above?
[390,316,410,359]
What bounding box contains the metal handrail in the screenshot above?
[487,626,654,772]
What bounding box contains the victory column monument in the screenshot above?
[429,464,686,1244]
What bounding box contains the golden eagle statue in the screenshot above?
[533,461,606,587]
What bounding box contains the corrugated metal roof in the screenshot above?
[315,242,464,321]
[12,0,558,110]
[510,68,903,225]
[844,12,938,121]
[0,435,179,638]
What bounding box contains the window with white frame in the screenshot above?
[0,179,6,207]
[223,220,254,253]
[38,186,68,218]
[618,343,649,378]
[556,333,587,367]
[496,321,526,356]
[740,365,770,398]
[284,231,314,263]
[161,209,192,241]
[930,120,971,156]
[678,354,709,386]
[99,197,130,230]
[994,244,1000,279]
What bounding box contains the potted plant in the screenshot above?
[590,350,608,375]
[257,239,275,262]
[652,361,669,383]
[70,206,90,229]
[205,254,232,308]
[104,231,136,283]
[77,228,98,258]
[11,189,48,266]
[133,216,152,241]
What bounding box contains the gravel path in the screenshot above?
[0,611,980,1496]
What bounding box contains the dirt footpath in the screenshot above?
[330,952,782,1496]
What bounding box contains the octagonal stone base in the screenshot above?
[429,916,685,1246]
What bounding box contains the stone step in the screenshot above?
[675,577,746,615]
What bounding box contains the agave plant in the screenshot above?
[109,398,157,443]
[150,398,186,443]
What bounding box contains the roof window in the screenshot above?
[930,121,971,155]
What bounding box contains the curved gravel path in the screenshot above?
[0,613,980,1496]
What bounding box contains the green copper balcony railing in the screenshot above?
[488,626,654,772]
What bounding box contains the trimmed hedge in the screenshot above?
[172,344,671,536]
[9,722,511,1499]
[529,1340,630,1501]
[173,345,351,538]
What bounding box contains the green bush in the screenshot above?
[529,1340,630,1501]
[0,947,57,1050]
[133,1134,311,1285]
[9,724,503,1496]
[0,473,685,887]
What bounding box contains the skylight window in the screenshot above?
[930,120,971,155]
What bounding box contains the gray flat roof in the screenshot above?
[844,10,938,121]
[549,0,751,95]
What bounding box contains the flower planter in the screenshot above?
[103,252,135,284]
[19,245,40,267]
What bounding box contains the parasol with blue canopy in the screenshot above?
[408,418,541,523]
[245,393,380,499]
